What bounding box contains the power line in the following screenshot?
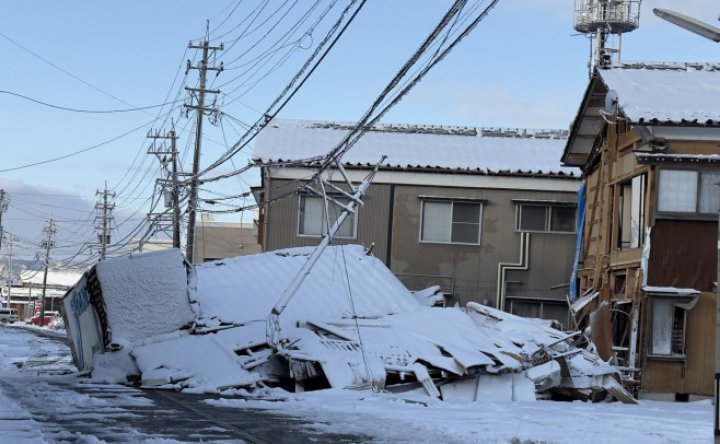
[0,30,138,109]
[200,0,367,180]
[0,90,183,114]
[0,106,179,173]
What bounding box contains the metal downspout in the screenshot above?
[496,232,530,311]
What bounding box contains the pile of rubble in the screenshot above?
[62,246,634,403]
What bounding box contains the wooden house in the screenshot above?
[562,62,720,399]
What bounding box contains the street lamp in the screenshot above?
[653,7,720,442]
[653,8,720,42]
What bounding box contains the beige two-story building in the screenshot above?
[253,119,581,326]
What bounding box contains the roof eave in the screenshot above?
[562,75,607,168]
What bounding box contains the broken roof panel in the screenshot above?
[195,245,421,331]
[253,119,578,176]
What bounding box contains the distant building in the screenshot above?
[562,62,720,399]
[127,216,261,263]
[9,268,83,318]
[192,217,261,263]
[253,119,580,326]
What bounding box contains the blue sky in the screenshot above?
[0,0,718,262]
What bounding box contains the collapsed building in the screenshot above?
[62,246,633,403]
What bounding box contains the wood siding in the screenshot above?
[647,220,717,292]
[574,116,718,396]
[642,292,715,395]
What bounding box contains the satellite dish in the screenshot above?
[604,90,619,115]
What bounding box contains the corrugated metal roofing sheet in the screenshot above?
[195,245,422,331]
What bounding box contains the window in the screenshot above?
[650,299,686,357]
[298,195,356,238]
[516,204,576,233]
[420,200,482,244]
[618,174,646,249]
[658,168,720,214]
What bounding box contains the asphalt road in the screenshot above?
[0,326,372,443]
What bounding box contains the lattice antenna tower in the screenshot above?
[573,0,641,74]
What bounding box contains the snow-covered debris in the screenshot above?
[411,285,445,306]
[95,249,196,344]
[62,246,633,404]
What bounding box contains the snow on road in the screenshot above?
[0,325,714,443]
[210,389,713,444]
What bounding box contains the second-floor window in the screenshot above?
[516,203,576,233]
[298,195,356,238]
[618,174,646,249]
[658,168,720,215]
[420,199,483,244]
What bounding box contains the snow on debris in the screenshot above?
[95,249,196,345]
[600,62,720,124]
[253,118,578,176]
[195,245,421,330]
[64,246,633,404]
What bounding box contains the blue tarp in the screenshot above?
[568,181,586,302]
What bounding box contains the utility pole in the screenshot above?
[0,189,8,252]
[95,183,115,260]
[147,128,181,248]
[40,219,56,325]
[185,27,223,263]
[4,234,13,308]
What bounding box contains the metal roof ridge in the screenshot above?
[268,118,568,139]
[605,61,720,71]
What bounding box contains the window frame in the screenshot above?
[656,167,720,219]
[419,198,484,245]
[647,297,688,361]
[297,193,358,239]
[617,173,646,250]
[514,202,576,234]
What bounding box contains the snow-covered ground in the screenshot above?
[0,325,713,443]
[210,389,713,444]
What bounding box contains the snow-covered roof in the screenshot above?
[562,62,720,167]
[600,62,720,125]
[253,119,577,177]
[20,268,83,288]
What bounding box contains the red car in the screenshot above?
[29,311,60,326]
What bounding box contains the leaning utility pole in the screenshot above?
[147,128,181,248]
[40,219,56,325]
[95,183,115,260]
[0,189,7,252]
[184,29,223,263]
